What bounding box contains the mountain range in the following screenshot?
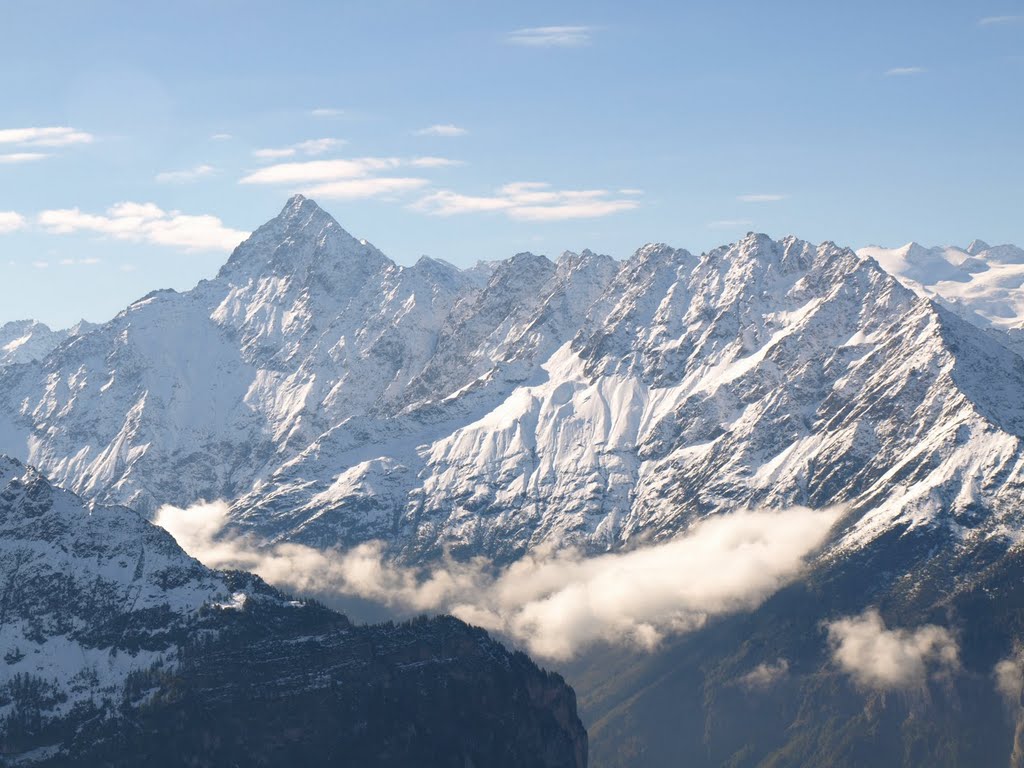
[5,195,1024,765]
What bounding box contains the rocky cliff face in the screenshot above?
[0,456,586,767]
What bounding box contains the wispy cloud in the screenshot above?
[708,219,754,230]
[738,193,788,203]
[156,504,839,661]
[0,126,94,147]
[311,107,345,117]
[409,156,464,168]
[32,260,49,269]
[737,659,790,689]
[240,156,443,200]
[826,609,959,690]
[155,164,216,184]
[618,188,644,196]
[240,157,403,185]
[506,25,594,47]
[995,651,1024,705]
[253,148,296,160]
[210,132,233,141]
[0,212,26,234]
[412,181,640,221]
[294,137,344,155]
[38,201,247,252]
[885,66,927,76]
[58,257,101,266]
[253,137,346,160]
[0,153,49,164]
[305,177,430,200]
[978,15,1024,25]
[415,124,468,137]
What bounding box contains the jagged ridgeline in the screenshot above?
[0,457,586,767]
[5,196,1024,566]
[6,196,1024,765]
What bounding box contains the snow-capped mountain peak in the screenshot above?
[217,193,391,283]
[966,238,991,256]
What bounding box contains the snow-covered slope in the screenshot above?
[0,454,233,730]
[0,197,615,519]
[858,240,1024,343]
[0,319,95,367]
[0,455,587,766]
[3,197,1024,568]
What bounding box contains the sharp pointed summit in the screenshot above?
[217,196,391,282]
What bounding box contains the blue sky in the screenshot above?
[1,0,1022,327]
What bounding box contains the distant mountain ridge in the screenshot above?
[858,240,1024,346]
[0,319,95,367]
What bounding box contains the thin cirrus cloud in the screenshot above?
[155,164,216,184]
[0,212,26,234]
[58,257,101,267]
[303,178,430,200]
[0,126,94,147]
[738,193,788,203]
[415,124,468,137]
[253,137,347,160]
[0,126,93,165]
[240,157,404,185]
[978,15,1024,25]
[38,201,247,252]
[311,107,345,117]
[0,152,50,164]
[885,66,927,76]
[238,156,462,201]
[708,219,754,230]
[506,25,594,47]
[411,182,641,221]
[408,156,464,168]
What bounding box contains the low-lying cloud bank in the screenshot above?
[995,651,1024,707]
[155,502,839,661]
[826,609,960,690]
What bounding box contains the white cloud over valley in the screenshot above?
[155,503,839,661]
[826,609,959,690]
